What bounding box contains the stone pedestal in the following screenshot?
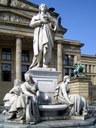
[1,114,96,128]
[27,68,61,104]
[69,77,92,103]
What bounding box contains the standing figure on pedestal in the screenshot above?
[29,3,57,68]
[54,76,88,116]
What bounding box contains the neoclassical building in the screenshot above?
[0,0,96,104]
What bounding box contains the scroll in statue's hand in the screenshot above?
[69,102,74,106]
[41,20,49,24]
[43,15,49,20]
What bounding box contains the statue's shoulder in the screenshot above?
[56,82,63,89]
[21,82,27,88]
[32,13,40,20]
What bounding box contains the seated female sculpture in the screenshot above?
[3,74,39,124]
[54,76,88,116]
[18,73,40,123]
[3,79,22,119]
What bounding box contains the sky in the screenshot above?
[28,0,96,55]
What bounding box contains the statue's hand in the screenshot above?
[32,95,36,102]
[69,101,74,106]
[41,16,49,24]
[70,103,74,107]
[41,20,49,24]
[43,15,49,21]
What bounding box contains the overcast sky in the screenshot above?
[28,0,96,55]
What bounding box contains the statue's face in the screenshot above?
[25,74,30,82]
[66,77,70,83]
[14,79,21,86]
[39,4,47,12]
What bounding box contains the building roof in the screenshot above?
[81,54,96,59]
[63,39,84,48]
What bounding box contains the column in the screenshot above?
[83,65,85,73]
[16,35,22,80]
[57,41,63,82]
[94,66,96,85]
[0,47,1,81]
[91,65,93,73]
[87,65,89,73]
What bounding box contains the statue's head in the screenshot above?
[14,79,21,87]
[39,3,48,13]
[63,76,70,83]
[24,73,31,82]
[24,73,35,84]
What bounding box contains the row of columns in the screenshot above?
[17,37,96,84]
[83,64,96,73]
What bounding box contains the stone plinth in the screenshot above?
[69,77,91,103]
[27,68,61,104]
[0,114,96,128]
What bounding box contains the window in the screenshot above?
[2,64,11,81]
[2,48,11,61]
[70,55,74,65]
[64,68,69,76]
[64,54,74,66]
[22,65,29,81]
[64,55,69,65]
[71,68,74,77]
[85,65,87,73]
[22,50,29,62]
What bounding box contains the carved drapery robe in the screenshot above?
[30,12,56,67]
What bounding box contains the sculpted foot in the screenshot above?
[7,113,16,120]
[36,63,40,68]
[43,64,48,68]
[29,64,33,69]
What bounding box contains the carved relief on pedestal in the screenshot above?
[0,12,30,25]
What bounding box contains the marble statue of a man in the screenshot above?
[29,3,57,68]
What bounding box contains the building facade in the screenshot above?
[0,0,96,104]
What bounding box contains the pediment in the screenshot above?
[0,0,38,12]
[0,9,31,25]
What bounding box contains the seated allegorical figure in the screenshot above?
[17,73,40,123]
[54,76,88,116]
[3,79,22,119]
[3,74,40,124]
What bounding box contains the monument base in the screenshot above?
[69,77,91,103]
[27,68,60,104]
[0,114,96,128]
[69,115,85,120]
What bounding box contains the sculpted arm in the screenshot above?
[29,16,42,28]
[9,87,15,93]
[9,87,19,94]
[48,15,57,31]
[21,84,35,97]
